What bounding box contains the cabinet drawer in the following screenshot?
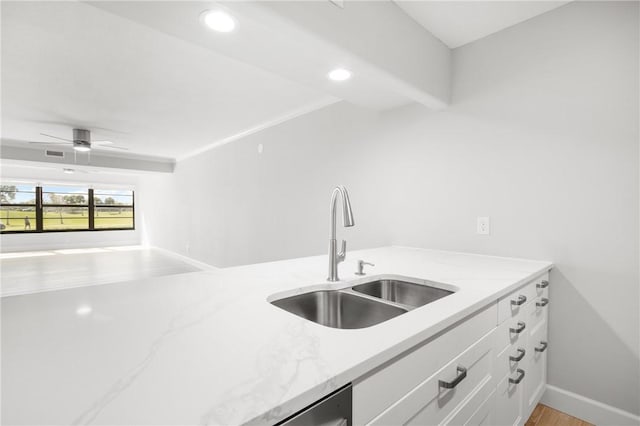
[494,310,529,357]
[527,295,549,332]
[497,274,549,324]
[368,328,495,425]
[533,272,550,300]
[463,389,496,426]
[444,375,495,426]
[495,340,527,383]
[353,304,497,425]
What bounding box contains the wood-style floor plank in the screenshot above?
[526,404,594,426]
[525,403,545,426]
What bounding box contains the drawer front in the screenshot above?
[464,389,496,426]
[497,273,549,324]
[495,340,527,383]
[494,308,529,357]
[525,322,548,417]
[494,369,525,426]
[369,328,495,426]
[528,295,549,332]
[444,377,495,426]
[533,272,550,300]
[353,304,497,425]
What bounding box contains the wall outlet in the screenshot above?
[477,217,490,235]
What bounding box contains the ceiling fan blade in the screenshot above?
[92,140,113,144]
[40,133,73,142]
[28,141,71,145]
[95,145,128,151]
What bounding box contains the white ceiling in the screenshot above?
[395,1,572,49]
[1,1,335,159]
[2,1,573,163]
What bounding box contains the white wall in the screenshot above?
[139,103,392,267]
[0,164,143,251]
[141,0,638,419]
[380,1,639,418]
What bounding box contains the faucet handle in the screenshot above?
[337,240,347,262]
[355,259,375,276]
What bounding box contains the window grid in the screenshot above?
[0,186,134,234]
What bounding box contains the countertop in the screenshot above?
[1,246,553,425]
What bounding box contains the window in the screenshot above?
[94,189,134,230]
[43,185,89,231]
[0,182,134,234]
[0,183,37,233]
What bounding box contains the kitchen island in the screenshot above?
[1,246,552,425]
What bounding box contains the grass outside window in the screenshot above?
[0,183,134,234]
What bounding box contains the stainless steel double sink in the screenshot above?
[271,278,455,329]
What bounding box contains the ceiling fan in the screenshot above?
[29,128,128,152]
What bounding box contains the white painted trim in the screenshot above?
[175,97,341,162]
[150,246,218,271]
[542,385,640,425]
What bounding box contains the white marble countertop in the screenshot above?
[1,246,552,425]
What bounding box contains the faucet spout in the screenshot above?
[328,185,355,281]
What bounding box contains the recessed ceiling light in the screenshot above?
[63,168,75,174]
[328,68,352,81]
[201,10,236,33]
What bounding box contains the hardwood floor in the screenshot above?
[526,404,593,426]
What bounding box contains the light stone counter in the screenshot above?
[1,246,552,425]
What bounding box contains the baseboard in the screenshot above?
[542,385,640,425]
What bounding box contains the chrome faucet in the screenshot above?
[327,185,355,281]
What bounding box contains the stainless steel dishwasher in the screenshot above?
[276,384,352,426]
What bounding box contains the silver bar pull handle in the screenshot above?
[535,341,548,353]
[510,321,526,334]
[511,295,527,306]
[509,368,525,385]
[536,298,549,307]
[537,280,549,289]
[509,348,526,362]
[439,366,467,389]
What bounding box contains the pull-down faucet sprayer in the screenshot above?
[327,185,355,281]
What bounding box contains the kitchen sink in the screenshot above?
[271,290,407,329]
[270,276,456,329]
[352,279,454,308]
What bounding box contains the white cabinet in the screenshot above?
[524,306,548,417]
[368,330,494,425]
[353,273,550,426]
[494,273,550,426]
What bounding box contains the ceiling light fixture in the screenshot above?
[63,168,75,174]
[201,10,236,33]
[328,68,352,81]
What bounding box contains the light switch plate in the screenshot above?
[477,217,490,235]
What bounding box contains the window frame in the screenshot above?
[0,185,135,234]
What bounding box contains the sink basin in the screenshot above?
[352,279,453,308]
[271,290,407,329]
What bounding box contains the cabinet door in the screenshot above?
[494,370,525,426]
[525,321,548,418]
